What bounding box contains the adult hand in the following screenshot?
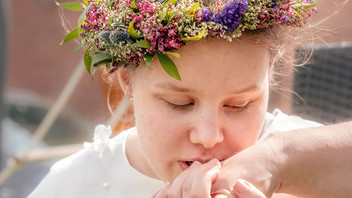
[211,138,282,198]
[152,158,268,198]
[152,159,221,198]
[213,179,266,198]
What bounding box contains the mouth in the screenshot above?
[178,160,218,171]
[185,161,194,166]
[178,161,192,170]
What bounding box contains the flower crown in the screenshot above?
[57,0,317,80]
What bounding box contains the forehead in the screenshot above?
[132,38,271,93]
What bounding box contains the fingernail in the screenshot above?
[211,189,232,197]
[212,194,229,198]
[233,179,251,194]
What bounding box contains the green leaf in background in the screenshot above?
[74,43,85,52]
[90,67,99,83]
[303,4,317,10]
[293,3,317,10]
[60,28,79,45]
[105,63,111,70]
[166,11,179,24]
[158,10,167,21]
[131,0,137,9]
[133,40,151,48]
[84,51,92,75]
[162,0,176,7]
[166,51,180,59]
[190,2,200,12]
[118,60,127,67]
[145,54,154,70]
[128,20,143,39]
[78,4,91,33]
[157,53,181,80]
[292,9,304,26]
[92,53,113,67]
[56,2,83,11]
[181,27,206,41]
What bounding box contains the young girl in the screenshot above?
[29,0,320,197]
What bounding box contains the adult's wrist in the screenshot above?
[259,133,287,195]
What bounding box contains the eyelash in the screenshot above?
[164,100,250,111]
[165,101,194,111]
[225,103,249,111]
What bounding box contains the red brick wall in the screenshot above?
[6,0,109,124]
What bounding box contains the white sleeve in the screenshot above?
[28,125,114,198]
[259,109,323,141]
[27,149,93,198]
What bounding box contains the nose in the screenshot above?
[189,109,224,149]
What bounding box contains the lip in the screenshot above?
[178,158,220,171]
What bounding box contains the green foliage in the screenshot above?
[60,28,79,45]
[189,2,200,12]
[166,11,179,24]
[78,4,92,33]
[157,53,181,80]
[131,0,137,9]
[133,40,152,48]
[74,43,85,52]
[128,20,143,39]
[181,28,206,41]
[56,2,82,11]
[84,51,92,74]
[145,54,154,70]
[92,53,113,67]
[159,10,167,21]
[162,0,176,7]
[166,52,180,59]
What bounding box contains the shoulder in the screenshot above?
[28,125,137,198]
[259,109,323,140]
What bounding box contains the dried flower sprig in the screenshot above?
[57,0,317,80]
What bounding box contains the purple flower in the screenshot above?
[271,3,279,9]
[280,15,289,23]
[201,7,215,21]
[213,0,248,33]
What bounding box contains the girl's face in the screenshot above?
[122,38,271,182]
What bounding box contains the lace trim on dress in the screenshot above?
[83,125,112,152]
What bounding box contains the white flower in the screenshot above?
[84,125,112,152]
[93,125,112,143]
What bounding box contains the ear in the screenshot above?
[117,67,133,98]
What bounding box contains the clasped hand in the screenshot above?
[152,159,267,198]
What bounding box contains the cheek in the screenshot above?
[132,94,186,181]
[224,92,268,151]
[132,92,185,153]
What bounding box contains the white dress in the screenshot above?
[28,110,321,198]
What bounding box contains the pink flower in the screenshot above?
[142,27,150,34]
[82,3,107,32]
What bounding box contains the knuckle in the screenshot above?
[182,184,192,194]
[166,189,177,198]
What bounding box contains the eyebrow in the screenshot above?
[156,82,261,94]
[156,83,195,93]
[230,84,262,95]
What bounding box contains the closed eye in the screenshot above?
[164,100,194,111]
[224,103,249,111]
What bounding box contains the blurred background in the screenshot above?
[0,0,351,197]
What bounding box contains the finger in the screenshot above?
[167,161,202,197]
[212,189,235,198]
[152,183,171,198]
[182,159,221,197]
[232,179,266,198]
